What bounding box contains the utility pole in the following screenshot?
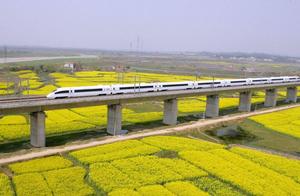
[136,36,140,52]
[134,75,136,93]
[27,79,30,95]
[140,38,143,51]
[196,71,200,81]
[133,74,141,93]
[4,45,7,63]
[6,80,9,95]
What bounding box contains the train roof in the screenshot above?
[55,85,110,91]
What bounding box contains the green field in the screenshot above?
[1,136,300,195]
[198,107,300,155]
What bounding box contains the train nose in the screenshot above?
[46,93,54,99]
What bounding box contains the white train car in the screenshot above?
[287,76,300,82]
[195,80,226,88]
[249,77,270,85]
[111,83,157,94]
[47,85,110,98]
[159,81,194,91]
[228,79,251,86]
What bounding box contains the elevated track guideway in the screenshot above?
[0,82,299,147]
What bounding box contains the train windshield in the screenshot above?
[55,90,69,94]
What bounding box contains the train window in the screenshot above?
[162,84,188,87]
[271,78,283,81]
[253,79,267,82]
[213,82,221,84]
[120,86,135,90]
[120,86,153,90]
[55,90,69,94]
[139,86,153,89]
[198,82,213,85]
[74,89,103,93]
[231,80,246,83]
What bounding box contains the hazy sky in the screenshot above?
[1,0,300,56]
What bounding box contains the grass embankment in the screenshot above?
[190,107,300,155]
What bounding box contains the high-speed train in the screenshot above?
[46,76,300,99]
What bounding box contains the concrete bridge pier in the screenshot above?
[286,87,297,103]
[30,111,46,147]
[264,89,278,107]
[238,91,252,112]
[205,94,219,118]
[163,99,178,125]
[107,104,122,135]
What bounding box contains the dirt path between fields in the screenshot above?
[1,103,300,165]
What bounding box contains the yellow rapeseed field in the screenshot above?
[250,107,300,138]
[0,173,13,196]
[9,156,73,174]
[3,136,300,195]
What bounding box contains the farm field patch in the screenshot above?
[2,136,300,195]
[9,156,73,174]
[250,107,300,138]
[0,173,13,196]
[230,147,300,183]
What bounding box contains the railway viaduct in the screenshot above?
[0,82,299,147]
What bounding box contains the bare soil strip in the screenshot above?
[0,103,300,165]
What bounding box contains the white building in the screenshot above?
[64,63,75,69]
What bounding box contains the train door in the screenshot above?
[69,89,74,97]
[103,86,111,95]
[111,86,117,94]
[245,79,251,85]
[156,83,163,91]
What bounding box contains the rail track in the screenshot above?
[0,96,46,103]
